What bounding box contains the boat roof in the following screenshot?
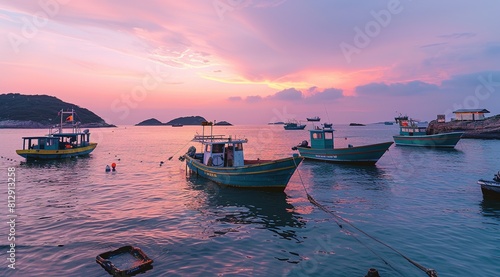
[192,135,247,145]
[21,136,60,140]
[22,133,86,140]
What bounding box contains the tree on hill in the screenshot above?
[0,93,110,125]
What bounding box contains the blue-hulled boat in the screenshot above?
[291,125,393,165]
[393,115,463,148]
[16,109,97,160]
[306,116,320,122]
[182,122,303,191]
[284,120,306,130]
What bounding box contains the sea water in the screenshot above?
[0,124,499,276]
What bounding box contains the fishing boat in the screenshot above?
[306,116,320,122]
[16,109,97,160]
[182,122,303,191]
[393,115,463,148]
[291,125,393,165]
[478,172,500,199]
[284,120,306,130]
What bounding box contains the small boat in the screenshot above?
[384,121,394,125]
[16,109,97,160]
[172,123,183,127]
[292,125,393,165]
[393,115,463,148]
[478,172,500,199]
[349,123,365,126]
[284,120,306,130]
[306,116,320,122]
[182,122,303,191]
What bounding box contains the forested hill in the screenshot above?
[0,93,114,128]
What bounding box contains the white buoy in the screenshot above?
[105,165,111,172]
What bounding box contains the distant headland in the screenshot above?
[136,116,233,126]
[0,93,115,128]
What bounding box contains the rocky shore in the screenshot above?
[427,114,500,139]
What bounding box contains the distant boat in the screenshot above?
[182,122,303,191]
[291,125,393,165]
[306,116,320,122]
[16,109,97,160]
[172,123,183,127]
[393,115,463,148]
[478,172,500,199]
[349,123,365,126]
[384,121,394,125]
[284,121,306,130]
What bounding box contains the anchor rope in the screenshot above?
[291,158,438,277]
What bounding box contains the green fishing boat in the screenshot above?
[182,122,303,191]
[292,125,393,165]
[393,115,463,148]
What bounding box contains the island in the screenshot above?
[135,116,233,126]
[214,121,232,126]
[427,114,500,139]
[135,118,164,126]
[0,93,115,128]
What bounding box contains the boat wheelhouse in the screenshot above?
[16,109,97,160]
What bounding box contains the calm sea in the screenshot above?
[1,124,499,277]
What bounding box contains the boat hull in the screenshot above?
[185,155,303,191]
[478,179,500,199]
[393,132,463,148]
[16,143,97,160]
[284,125,306,130]
[296,141,393,165]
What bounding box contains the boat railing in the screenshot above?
[192,135,247,144]
[49,122,81,135]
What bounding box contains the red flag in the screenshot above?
[66,115,73,122]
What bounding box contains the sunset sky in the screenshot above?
[1,0,499,125]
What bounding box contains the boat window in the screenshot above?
[312,133,323,139]
[234,143,243,151]
[212,144,224,153]
[325,132,333,140]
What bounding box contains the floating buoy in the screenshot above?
[105,165,111,172]
[160,161,164,166]
[111,163,116,171]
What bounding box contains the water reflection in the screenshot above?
[301,161,391,190]
[480,199,500,218]
[186,176,306,241]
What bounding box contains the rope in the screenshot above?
[168,140,194,161]
[291,158,437,277]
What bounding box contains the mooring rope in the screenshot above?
[291,158,438,277]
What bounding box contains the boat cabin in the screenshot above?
[19,130,92,151]
[395,116,427,136]
[309,126,334,149]
[202,139,246,167]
